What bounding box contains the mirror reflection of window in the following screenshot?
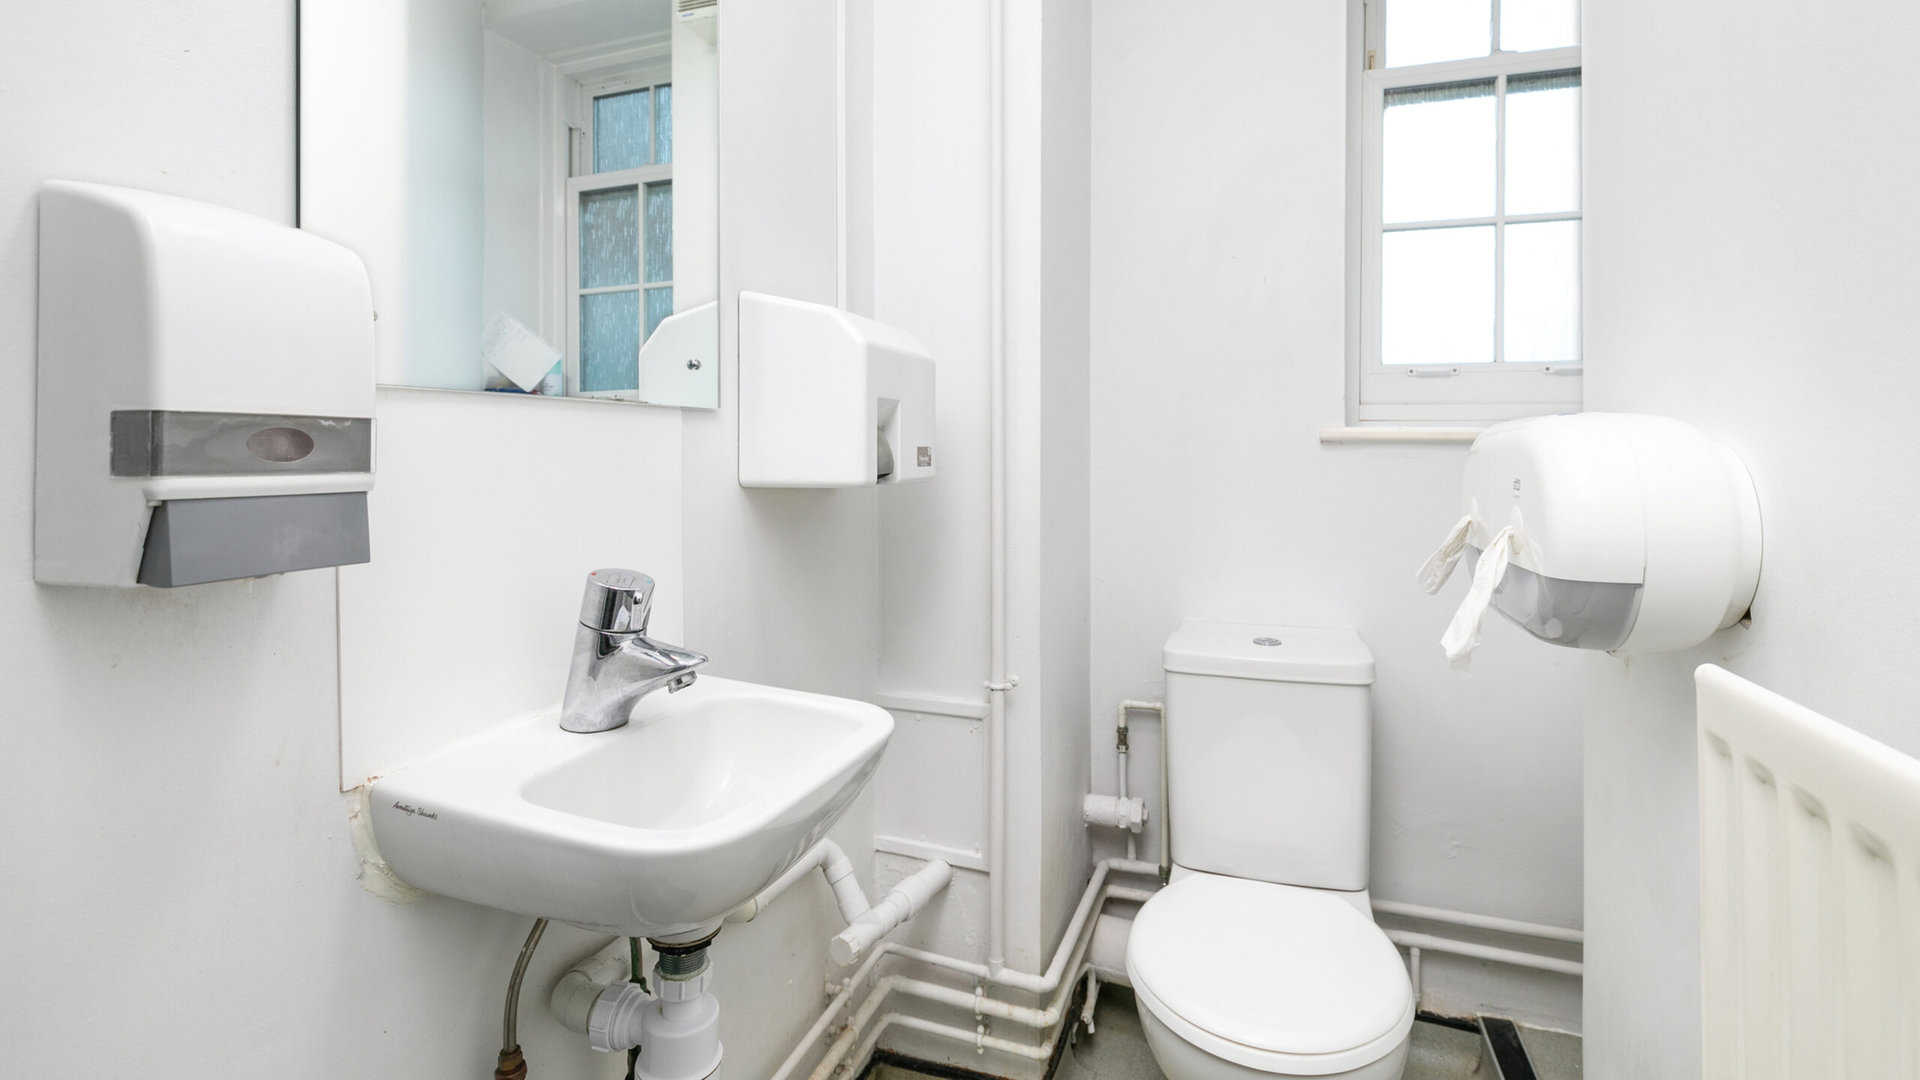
[298,0,718,408]
[573,83,675,398]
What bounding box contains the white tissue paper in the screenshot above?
[1437,525,1519,668]
[1417,514,1474,594]
[482,313,563,393]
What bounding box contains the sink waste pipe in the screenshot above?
[725,839,870,925]
[551,934,724,1080]
[724,839,953,963]
[547,841,952,1076]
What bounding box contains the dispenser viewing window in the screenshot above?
[1418,413,1762,663]
[35,181,377,588]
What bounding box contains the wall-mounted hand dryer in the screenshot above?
[737,291,934,488]
[1420,413,1762,662]
[36,181,376,588]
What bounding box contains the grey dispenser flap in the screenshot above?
[137,492,370,587]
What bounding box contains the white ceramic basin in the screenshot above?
[369,676,892,939]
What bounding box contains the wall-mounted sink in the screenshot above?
[369,676,892,941]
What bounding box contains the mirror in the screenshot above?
[298,0,719,408]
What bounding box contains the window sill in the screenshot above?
[1318,425,1483,446]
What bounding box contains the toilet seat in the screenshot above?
[1126,873,1415,1076]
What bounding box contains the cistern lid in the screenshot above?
[1162,620,1375,685]
[1127,873,1413,1075]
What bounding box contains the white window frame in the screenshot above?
[565,73,674,401]
[1351,0,1582,424]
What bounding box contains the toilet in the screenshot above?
[1126,620,1413,1080]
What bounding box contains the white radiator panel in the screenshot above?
[1697,664,1920,1080]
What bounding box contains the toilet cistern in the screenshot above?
[561,569,709,733]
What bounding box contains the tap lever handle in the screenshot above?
[579,568,654,633]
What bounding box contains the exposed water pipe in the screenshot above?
[774,856,1585,1077]
[1112,700,1168,880]
[1383,929,1583,978]
[1371,899,1584,945]
[720,838,952,962]
[813,882,1157,1079]
[860,1013,1056,1063]
[983,0,1010,979]
[1117,704,1134,860]
[726,839,871,925]
[831,860,954,964]
[865,858,1158,995]
[770,861,1159,1080]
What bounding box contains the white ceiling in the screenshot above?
[483,0,674,58]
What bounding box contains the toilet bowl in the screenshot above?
[1126,872,1413,1080]
[1136,621,1408,1079]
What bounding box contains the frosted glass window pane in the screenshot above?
[594,89,650,173]
[1501,0,1578,52]
[653,83,673,164]
[1387,0,1491,67]
[1506,71,1580,215]
[644,182,673,284]
[1382,226,1494,365]
[645,288,674,341]
[579,188,640,288]
[1505,220,1580,365]
[1384,81,1495,223]
[581,291,641,392]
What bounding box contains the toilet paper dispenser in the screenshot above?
[35,181,377,588]
[1418,413,1762,663]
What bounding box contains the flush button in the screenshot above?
[1252,636,1283,647]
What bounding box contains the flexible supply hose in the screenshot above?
[495,918,549,1080]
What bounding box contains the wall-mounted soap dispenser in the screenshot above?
[35,181,377,587]
[737,291,934,488]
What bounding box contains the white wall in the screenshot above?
[679,1,888,1073]
[482,28,564,346]
[1089,0,1586,1027]
[1036,0,1096,969]
[302,0,486,389]
[336,389,685,785]
[1582,0,1920,1073]
[2,3,617,1076]
[860,0,1096,992]
[3,2,875,1077]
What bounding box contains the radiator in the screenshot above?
[1697,664,1920,1079]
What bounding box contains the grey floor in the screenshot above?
[871,986,1580,1080]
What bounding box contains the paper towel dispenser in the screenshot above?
[737,291,934,488]
[35,181,377,587]
[1419,413,1762,661]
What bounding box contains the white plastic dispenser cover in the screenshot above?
[1128,874,1413,1073]
[1419,413,1762,661]
[737,291,935,487]
[35,181,376,587]
[1162,620,1375,685]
